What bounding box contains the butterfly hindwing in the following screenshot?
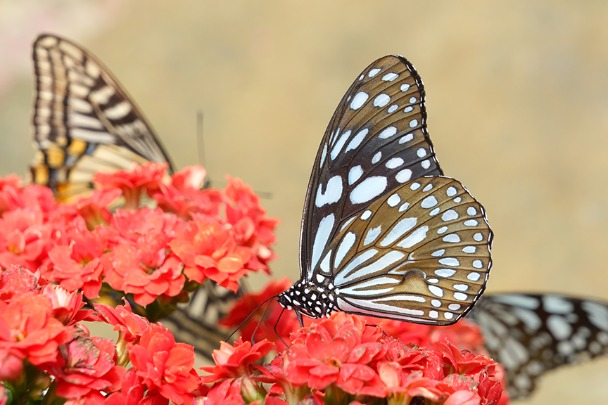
[31,34,174,202]
[300,55,443,282]
[326,176,492,324]
[469,293,608,399]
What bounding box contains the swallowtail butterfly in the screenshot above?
[277,55,493,325]
[30,33,236,357]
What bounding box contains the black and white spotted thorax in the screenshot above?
[278,278,338,318]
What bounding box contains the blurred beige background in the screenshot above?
[0,1,607,402]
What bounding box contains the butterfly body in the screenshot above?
[279,55,493,326]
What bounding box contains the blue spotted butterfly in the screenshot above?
[277,55,493,326]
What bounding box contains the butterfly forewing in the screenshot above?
[470,293,608,399]
[301,56,443,281]
[321,176,491,325]
[32,34,174,201]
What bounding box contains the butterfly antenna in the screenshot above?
[250,297,275,344]
[273,307,289,349]
[196,110,212,189]
[224,294,278,342]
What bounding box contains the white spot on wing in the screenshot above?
[380,217,417,246]
[421,196,438,208]
[386,157,404,169]
[368,68,381,77]
[387,194,401,207]
[374,94,390,108]
[315,175,343,207]
[439,258,460,267]
[443,234,461,243]
[435,269,456,277]
[330,130,352,160]
[348,165,363,185]
[361,210,372,220]
[397,226,429,249]
[399,134,413,144]
[429,286,444,297]
[379,126,397,139]
[346,129,369,152]
[382,72,398,81]
[350,176,387,204]
[350,92,369,110]
[396,169,412,183]
[441,210,459,222]
[364,226,382,246]
[334,232,357,268]
[310,214,335,275]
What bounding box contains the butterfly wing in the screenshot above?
[300,55,443,282]
[469,293,608,399]
[31,34,174,202]
[325,176,492,324]
[161,283,243,360]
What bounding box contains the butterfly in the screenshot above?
[469,292,608,399]
[31,33,175,202]
[277,55,493,325]
[29,33,238,359]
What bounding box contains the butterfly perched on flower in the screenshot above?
[28,33,240,357]
[277,55,493,326]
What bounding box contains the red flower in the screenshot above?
[203,379,244,404]
[71,188,121,228]
[94,162,168,209]
[41,230,106,299]
[220,278,298,351]
[201,338,274,384]
[223,177,277,274]
[0,178,57,217]
[40,284,90,326]
[170,218,251,291]
[128,323,201,404]
[101,208,185,306]
[283,313,386,397]
[93,303,150,343]
[0,265,39,302]
[45,327,125,402]
[154,165,223,220]
[0,208,51,271]
[103,368,148,405]
[0,292,72,366]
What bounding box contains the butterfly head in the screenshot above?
[278,279,337,321]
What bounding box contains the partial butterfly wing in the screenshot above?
[161,283,244,360]
[31,34,174,202]
[300,56,443,282]
[469,293,608,399]
[325,176,492,324]
[279,55,493,325]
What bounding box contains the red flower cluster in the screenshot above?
[0,164,276,311]
[204,312,508,404]
[0,266,204,404]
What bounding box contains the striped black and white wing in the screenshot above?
[31,34,174,202]
[300,56,443,283]
[161,283,243,360]
[469,293,608,399]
